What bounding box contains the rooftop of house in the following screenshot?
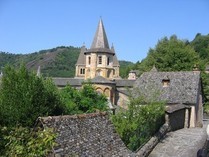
[165,103,190,113]
[133,71,201,104]
[37,112,133,156]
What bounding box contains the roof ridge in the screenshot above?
[40,111,107,122]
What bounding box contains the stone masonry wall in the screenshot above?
[167,109,186,131]
[40,112,134,157]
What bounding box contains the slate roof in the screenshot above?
[87,76,116,84]
[165,103,190,113]
[133,71,201,104]
[76,45,86,65]
[115,79,136,87]
[117,89,132,96]
[85,19,114,55]
[37,112,133,156]
[52,78,84,87]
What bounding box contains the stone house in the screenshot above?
[133,68,203,128]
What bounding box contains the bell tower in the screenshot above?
[75,19,120,80]
[84,19,120,80]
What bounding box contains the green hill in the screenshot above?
[0,46,80,77]
[0,46,134,78]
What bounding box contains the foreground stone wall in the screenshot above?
[39,112,134,156]
[136,124,169,157]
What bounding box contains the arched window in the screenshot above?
[88,56,91,65]
[80,68,85,74]
[104,88,110,97]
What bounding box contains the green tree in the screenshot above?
[191,33,209,62]
[136,35,200,72]
[60,84,108,114]
[0,65,65,127]
[119,60,135,78]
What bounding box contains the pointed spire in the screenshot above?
[91,19,110,49]
[111,43,119,66]
[76,45,86,65]
[36,66,41,77]
[111,43,114,51]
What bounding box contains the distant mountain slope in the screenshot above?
[0,46,134,78]
[0,46,80,77]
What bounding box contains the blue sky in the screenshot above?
[0,0,209,63]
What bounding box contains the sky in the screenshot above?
[0,0,209,63]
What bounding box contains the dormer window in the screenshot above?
[162,76,170,87]
[98,56,102,64]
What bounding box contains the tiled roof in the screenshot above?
[85,19,114,55]
[52,78,84,87]
[88,76,116,84]
[165,103,190,113]
[115,79,135,87]
[117,89,132,96]
[90,19,110,50]
[37,112,133,156]
[133,71,201,104]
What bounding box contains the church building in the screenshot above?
[52,19,203,128]
[53,19,135,108]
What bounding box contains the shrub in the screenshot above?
[2,126,56,157]
[60,84,108,114]
[111,96,165,151]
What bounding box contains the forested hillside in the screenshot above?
[0,46,134,78]
[0,46,80,77]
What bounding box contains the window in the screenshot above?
[162,76,170,87]
[98,56,102,64]
[80,68,85,75]
[107,57,110,65]
[88,56,91,65]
